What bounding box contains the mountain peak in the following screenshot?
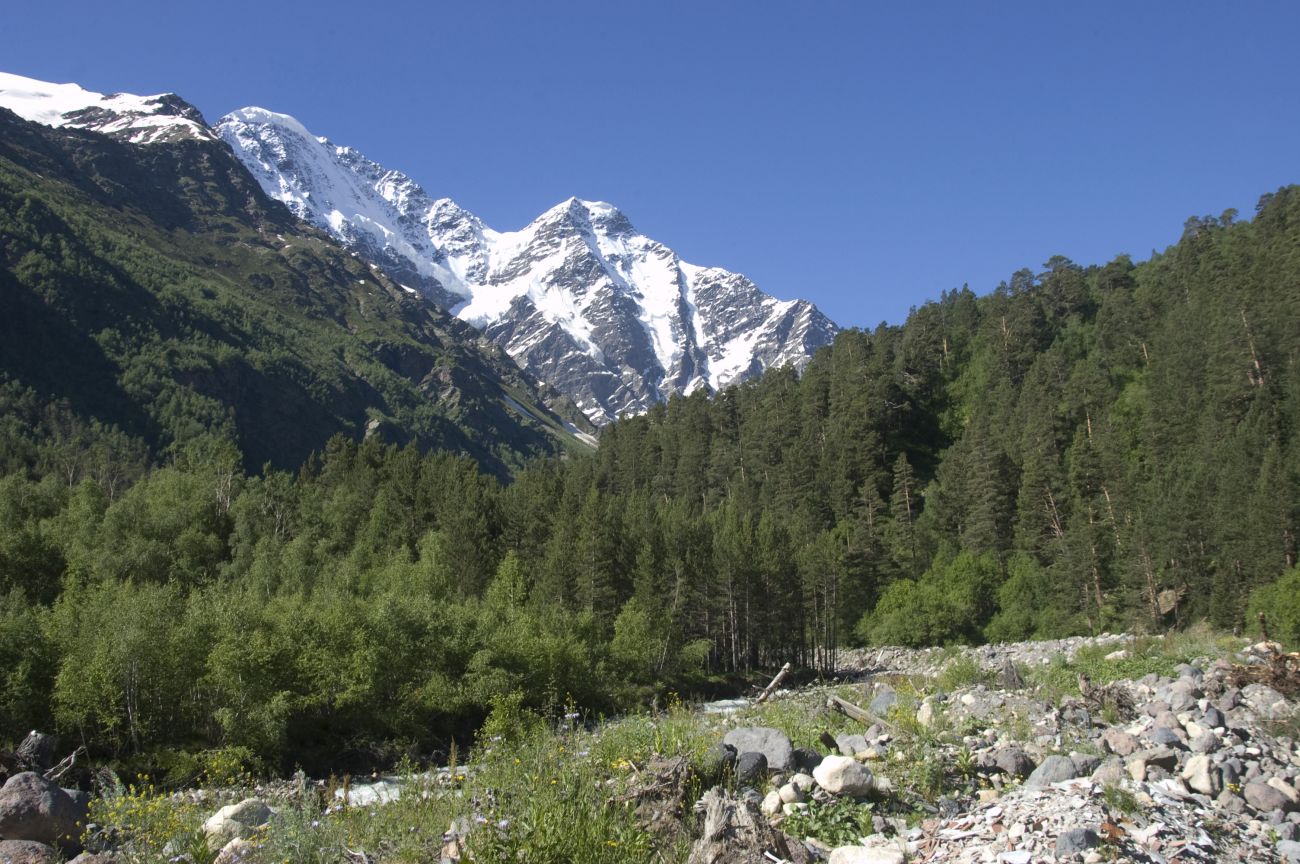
[0,71,214,144]
[215,102,838,424]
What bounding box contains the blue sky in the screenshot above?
[3,1,1298,328]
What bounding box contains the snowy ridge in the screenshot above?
[0,71,213,145]
[216,109,838,423]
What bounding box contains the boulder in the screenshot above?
[1244,781,1297,814]
[0,840,59,864]
[813,755,875,797]
[203,799,272,850]
[1055,827,1099,857]
[214,837,255,864]
[0,773,82,849]
[993,746,1035,778]
[1101,728,1140,756]
[868,687,897,718]
[734,752,768,787]
[1182,754,1222,797]
[723,727,794,772]
[835,734,869,757]
[1024,754,1079,787]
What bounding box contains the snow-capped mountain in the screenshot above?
[217,109,838,423]
[0,71,214,145]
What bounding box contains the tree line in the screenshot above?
[0,186,1297,776]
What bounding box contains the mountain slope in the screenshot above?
[216,108,838,423]
[0,105,591,474]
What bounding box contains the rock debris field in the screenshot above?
[692,633,1300,864]
[4,632,1300,863]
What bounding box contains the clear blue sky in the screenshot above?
[3,1,1298,328]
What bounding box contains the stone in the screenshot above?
[1203,706,1228,729]
[868,687,897,718]
[778,783,803,804]
[790,772,816,793]
[213,837,254,864]
[915,701,936,728]
[1070,753,1101,777]
[1278,839,1300,863]
[792,747,823,773]
[835,733,870,757]
[723,727,794,772]
[203,798,273,850]
[1091,757,1126,785]
[1182,754,1222,797]
[828,846,905,864]
[1024,754,1079,787]
[813,755,875,797]
[993,746,1035,778]
[1269,777,1300,805]
[0,840,59,864]
[760,790,782,817]
[1191,730,1220,754]
[1245,781,1297,814]
[701,742,737,783]
[67,855,120,864]
[0,773,82,850]
[1056,827,1100,857]
[1149,726,1186,748]
[734,751,768,786]
[1101,728,1140,756]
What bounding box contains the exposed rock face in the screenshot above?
[216,110,838,423]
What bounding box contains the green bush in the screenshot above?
[1247,565,1300,648]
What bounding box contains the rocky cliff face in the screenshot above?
[216,109,838,423]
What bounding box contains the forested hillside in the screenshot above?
[0,119,1296,773]
[0,107,590,477]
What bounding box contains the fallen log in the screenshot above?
[754,663,792,704]
[826,694,895,731]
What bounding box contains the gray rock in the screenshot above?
[994,746,1035,778]
[1279,839,1300,863]
[835,734,869,757]
[0,840,59,864]
[734,751,768,786]
[869,687,897,718]
[1070,753,1101,777]
[1025,754,1079,787]
[1218,689,1242,712]
[0,773,82,850]
[1055,827,1099,857]
[1245,781,1297,814]
[1149,726,1186,748]
[1203,706,1227,728]
[1190,730,1220,753]
[67,855,121,864]
[701,742,737,783]
[723,727,794,772]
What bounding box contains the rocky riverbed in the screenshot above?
[3,631,1299,863]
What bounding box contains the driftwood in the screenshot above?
[826,694,895,731]
[686,787,812,864]
[44,746,86,783]
[754,663,792,704]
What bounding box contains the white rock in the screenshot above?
[828,846,906,864]
[778,782,803,804]
[760,790,782,817]
[1268,776,1300,804]
[790,772,816,793]
[814,755,875,797]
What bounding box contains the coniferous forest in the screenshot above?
[2,107,1299,775]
